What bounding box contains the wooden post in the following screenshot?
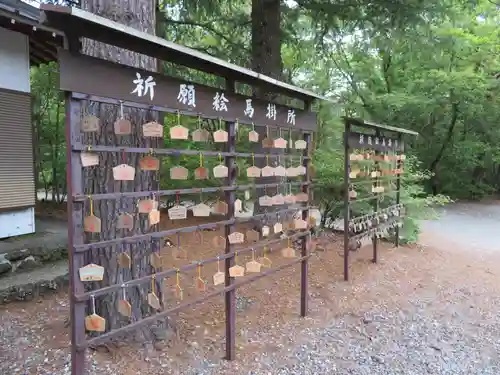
[300,130,311,317]
[343,120,350,281]
[372,130,381,263]
[224,79,236,360]
[395,133,403,247]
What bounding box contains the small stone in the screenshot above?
[16,256,40,271]
[0,255,12,275]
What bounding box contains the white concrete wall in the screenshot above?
[0,26,34,239]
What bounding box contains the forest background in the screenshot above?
[31,0,500,242]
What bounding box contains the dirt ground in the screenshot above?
[2,205,500,374]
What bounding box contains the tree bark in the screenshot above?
[80,0,169,346]
[250,0,285,221]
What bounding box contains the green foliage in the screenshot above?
[31,0,500,245]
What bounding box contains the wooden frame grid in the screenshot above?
[342,117,418,281]
[62,52,317,374]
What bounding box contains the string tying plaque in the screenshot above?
[175,269,184,300]
[196,263,206,292]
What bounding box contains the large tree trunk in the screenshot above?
[80,0,170,347]
[250,0,284,220]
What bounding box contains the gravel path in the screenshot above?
[1,202,500,375]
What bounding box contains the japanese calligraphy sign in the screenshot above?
[58,50,317,131]
[346,131,404,152]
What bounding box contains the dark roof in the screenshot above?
[0,0,64,65]
[343,117,419,136]
[40,5,332,103]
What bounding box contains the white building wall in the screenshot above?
[0,26,35,239]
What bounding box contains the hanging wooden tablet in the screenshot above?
[213,164,229,178]
[259,195,273,207]
[295,192,309,202]
[274,165,286,177]
[85,312,106,332]
[247,166,261,178]
[261,165,274,177]
[214,200,228,215]
[284,193,296,205]
[274,137,287,149]
[257,246,272,268]
[273,222,283,233]
[170,166,189,180]
[246,229,259,242]
[246,250,261,273]
[349,170,358,179]
[80,152,99,167]
[115,213,133,231]
[81,115,100,133]
[118,288,132,318]
[168,205,187,220]
[349,153,358,161]
[229,254,245,277]
[296,165,307,176]
[213,129,229,143]
[234,199,242,212]
[272,194,285,206]
[114,118,132,135]
[262,137,274,148]
[192,128,210,142]
[84,215,101,233]
[85,295,106,332]
[286,167,298,177]
[294,218,308,230]
[118,252,131,268]
[172,246,188,259]
[213,258,225,285]
[79,264,104,281]
[249,130,259,142]
[149,208,160,225]
[295,139,307,150]
[148,277,161,310]
[349,189,357,199]
[138,199,157,213]
[113,164,136,181]
[194,166,209,180]
[192,202,211,217]
[281,240,296,258]
[228,232,244,244]
[143,121,163,137]
[212,235,226,248]
[150,252,163,269]
[170,125,189,140]
[139,155,160,171]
